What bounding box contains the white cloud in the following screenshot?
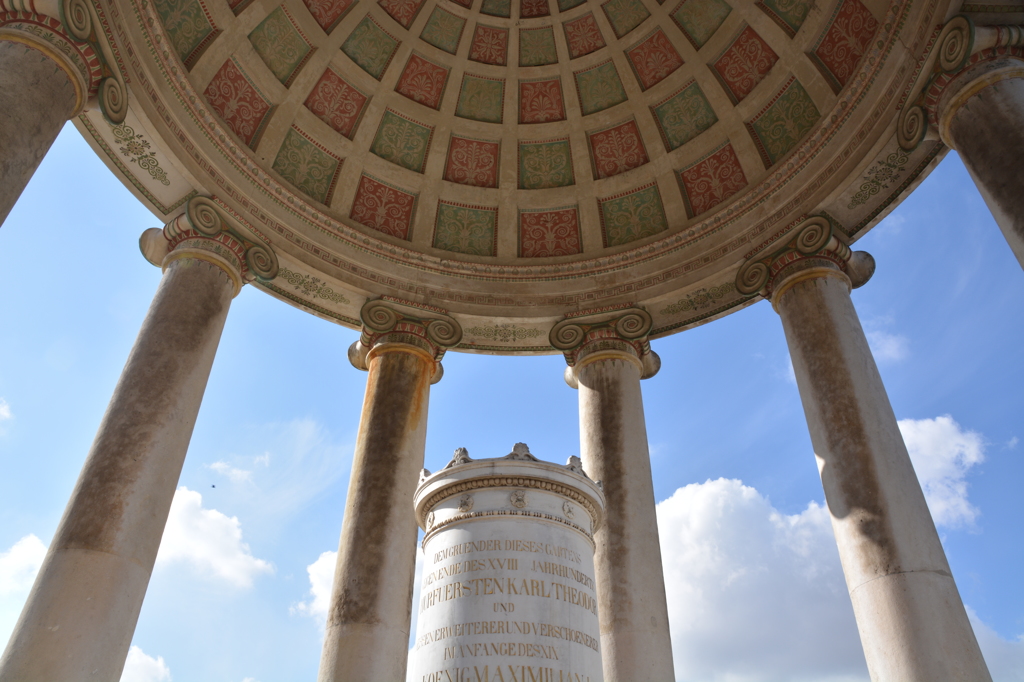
[215,419,351,520]
[1006,436,1018,449]
[0,534,47,645]
[783,357,797,384]
[657,478,869,682]
[866,330,910,362]
[208,461,253,483]
[156,487,273,588]
[898,415,985,527]
[0,534,45,597]
[120,646,171,682]
[968,607,1024,681]
[293,550,336,623]
[0,398,11,421]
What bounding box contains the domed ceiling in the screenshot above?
[76,0,964,351]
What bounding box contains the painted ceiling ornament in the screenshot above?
[62,0,966,352]
[735,215,875,306]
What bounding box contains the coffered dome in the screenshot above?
[75,0,955,351]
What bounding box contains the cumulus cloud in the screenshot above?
[0,398,11,421]
[0,534,46,645]
[898,415,985,527]
[657,478,868,682]
[866,330,910,362]
[207,461,253,483]
[293,550,337,623]
[0,535,45,597]
[156,487,273,588]
[968,607,1024,681]
[120,646,171,682]
[215,419,351,519]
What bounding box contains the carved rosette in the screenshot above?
[550,307,661,384]
[900,15,1024,150]
[348,298,463,381]
[139,195,279,296]
[735,215,874,309]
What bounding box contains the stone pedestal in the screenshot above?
[318,301,461,682]
[737,217,991,681]
[0,202,248,681]
[410,445,605,682]
[551,309,674,681]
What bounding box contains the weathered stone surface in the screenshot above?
[0,256,236,682]
[318,345,435,682]
[775,267,991,682]
[576,355,674,681]
[0,40,78,228]
[947,69,1024,269]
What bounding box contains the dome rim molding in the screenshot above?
[71,0,960,350]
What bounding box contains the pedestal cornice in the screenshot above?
[140,195,280,296]
[735,215,875,311]
[899,15,1024,150]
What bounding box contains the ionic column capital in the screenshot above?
[550,307,661,387]
[139,195,280,297]
[735,216,875,311]
[347,299,463,382]
[0,0,113,118]
[899,15,1024,150]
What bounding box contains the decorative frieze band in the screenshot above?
[140,195,279,296]
[348,298,463,373]
[735,215,874,307]
[550,307,661,382]
[900,15,1024,150]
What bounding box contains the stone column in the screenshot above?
[0,0,111,227]
[736,216,991,681]
[0,197,277,682]
[550,309,674,681]
[318,300,462,682]
[900,18,1024,268]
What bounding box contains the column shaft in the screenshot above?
[318,345,434,682]
[946,70,1024,268]
[0,39,79,227]
[0,257,236,681]
[577,355,674,681]
[776,271,990,681]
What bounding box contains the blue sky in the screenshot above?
[0,124,1022,681]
